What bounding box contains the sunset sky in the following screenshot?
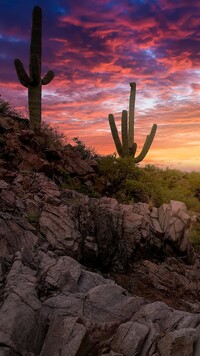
[0,0,200,171]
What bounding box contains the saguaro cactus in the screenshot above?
[14,6,54,130]
[108,82,157,163]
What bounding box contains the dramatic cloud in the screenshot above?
[0,0,200,170]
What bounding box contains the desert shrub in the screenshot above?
[98,157,165,204]
[189,217,200,250]
[186,172,200,200]
[99,156,140,182]
[160,186,200,211]
[124,178,161,204]
[39,122,66,149]
[98,156,143,200]
[136,166,200,211]
[97,157,200,209]
[72,137,99,160]
[0,97,24,118]
[123,179,149,203]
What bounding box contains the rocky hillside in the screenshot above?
[1,114,200,355]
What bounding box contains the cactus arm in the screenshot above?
[134,124,157,163]
[14,59,30,88]
[42,71,54,85]
[121,110,129,156]
[108,114,123,157]
[129,82,136,148]
[146,124,157,148]
[129,142,137,156]
[134,138,150,164]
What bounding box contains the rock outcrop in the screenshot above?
[0,172,194,271]
[1,114,200,355]
[0,115,96,189]
[0,170,200,355]
[0,251,200,355]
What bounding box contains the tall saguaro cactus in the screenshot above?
[108,82,157,163]
[14,6,54,130]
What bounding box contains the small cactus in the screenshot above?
[14,6,54,130]
[108,83,157,163]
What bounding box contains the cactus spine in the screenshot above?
[14,6,54,130]
[108,82,157,163]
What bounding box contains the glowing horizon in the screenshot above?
[0,0,200,171]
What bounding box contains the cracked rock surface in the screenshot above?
[0,171,200,355]
[0,251,200,355]
[0,116,200,355]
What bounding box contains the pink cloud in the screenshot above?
[0,1,200,171]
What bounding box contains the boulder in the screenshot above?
[0,257,47,355]
[0,171,195,269]
[110,321,150,355]
[0,213,38,257]
[0,128,199,356]
[0,247,200,355]
[157,328,196,356]
[40,316,90,356]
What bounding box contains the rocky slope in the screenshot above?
[1,114,200,355]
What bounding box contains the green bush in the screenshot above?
[189,217,200,250]
[98,156,142,200]
[97,156,200,210]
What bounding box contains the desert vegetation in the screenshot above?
[1,5,199,251]
[108,82,157,162]
[68,137,200,213]
[0,97,24,119]
[97,156,200,210]
[1,95,200,248]
[71,140,200,248]
[14,6,54,130]
[1,5,200,354]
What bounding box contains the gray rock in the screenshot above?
[40,316,90,356]
[0,161,199,356]
[132,301,200,332]
[194,324,200,356]
[84,285,146,323]
[0,180,8,189]
[0,213,38,257]
[0,259,47,355]
[111,321,149,356]
[170,200,187,213]
[39,204,82,258]
[157,328,196,356]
